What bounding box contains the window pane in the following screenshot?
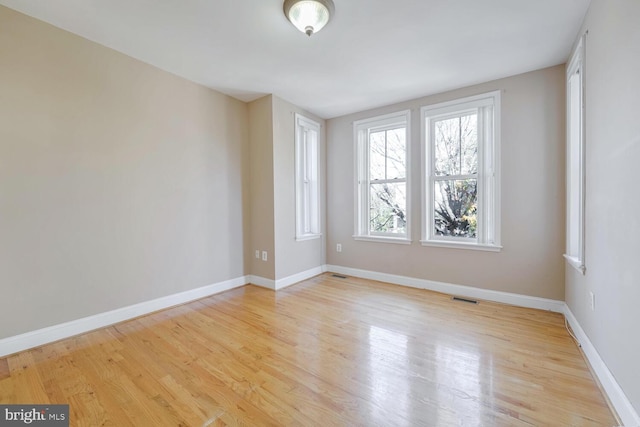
[370,128,406,181]
[434,179,477,238]
[369,131,386,181]
[434,114,478,176]
[370,182,406,234]
[386,128,406,179]
[568,72,581,257]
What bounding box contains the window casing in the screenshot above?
[295,114,321,241]
[565,36,586,273]
[354,110,411,243]
[421,92,501,251]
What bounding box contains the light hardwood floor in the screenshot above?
[0,273,618,426]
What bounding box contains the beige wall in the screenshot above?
[0,6,249,338]
[247,95,327,282]
[327,66,566,300]
[272,96,326,280]
[248,96,276,280]
[565,0,640,414]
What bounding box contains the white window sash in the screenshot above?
[564,34,586,273]
[295,114,321,241]
[421,91,501,250]
[354,110,411,241]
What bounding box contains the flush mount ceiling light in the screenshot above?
[283,0,335,36]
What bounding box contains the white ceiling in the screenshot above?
[0,0,590,118]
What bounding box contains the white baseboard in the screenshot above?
[326,265,565,312]
[0,276,248,358]
[564,306,640,427]
[247,275,276,289]
[275,266,325,290]
[249,265,326,291]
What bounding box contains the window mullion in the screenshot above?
[384,130,388,181]
[371,178,406,184]
[458,116,462,176]
[477,107,485,244]
[364,130,371,236]
[428,120,436,240]
[432,174,476,182]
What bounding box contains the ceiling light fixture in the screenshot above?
[283,0,335,37]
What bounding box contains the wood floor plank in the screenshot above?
[6,352,50,404]
[0,358,9,381]
[0,273,618,426]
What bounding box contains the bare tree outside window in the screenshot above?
[433,114,478,238]
[355,110,411,241]
[422,91,500,250]
[369,128,406,234]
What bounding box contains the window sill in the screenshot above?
[296,234,322,242]
[564,254,586,274]
[420,240,502,252]
[353,235,412,245]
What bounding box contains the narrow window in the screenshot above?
[565,36,586,273]
[421,92,501,251]
[295,114,320,240]
[354,110,410,243]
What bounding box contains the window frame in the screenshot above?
[353,110,411,244]
[294,113,321,241]
[420,91,501,251]
[564,35,586,273]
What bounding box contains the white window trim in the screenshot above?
[420,240,501,252]
[353,235,412,245]
[564,34,586,274]
[295,113,321,241]
[353,110,412,244]
[420,91,501,252]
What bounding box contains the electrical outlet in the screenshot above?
[336,243,342,252]
[589,291,595,311]
[255,250,260,259]
[262,251,268,261]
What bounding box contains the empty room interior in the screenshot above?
[1,0,639,425]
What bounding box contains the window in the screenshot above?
[421,91,501,251]
[565,36,586,273]
[354,110,410,243]
[295,114,321,240]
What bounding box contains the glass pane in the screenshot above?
[370,182,406,234]
[434,114,478,176]
[568,72,581,257]
[369,131,386,181]
[460,114,478,175]
[386,128,406,179]
[434,179,477,238]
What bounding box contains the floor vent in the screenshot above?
[452,296,478,304]
[332,274,348,279]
